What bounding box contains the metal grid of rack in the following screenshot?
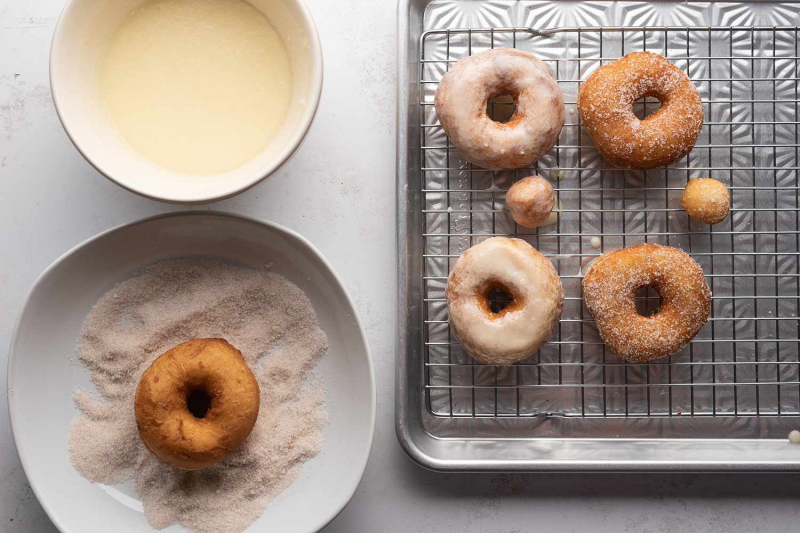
[419,26,800,422]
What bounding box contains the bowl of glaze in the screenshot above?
[8,212,375,533]
[50,0,323,204]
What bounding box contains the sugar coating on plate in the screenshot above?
[446,237,564,365]
[506,175,556,228]
[680,177,731,225]
[434,48,565,169]
[68,259,328,533]
[577,51,703,170]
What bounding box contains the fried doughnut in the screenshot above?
[506,175,556,228]
[434,49,565,170]
[446,237,564,365]
[582,244,711,362]
[577,51,703,170]
[134,338,260,470]
[681,177,731,224]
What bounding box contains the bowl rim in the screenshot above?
[49,0,324,205]
[7,210,377,533]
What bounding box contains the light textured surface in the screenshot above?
[1,1,800,533]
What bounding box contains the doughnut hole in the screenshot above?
[488,285,513,313]
[506,176,555,229]
[186,386,213,419]
[481,282,522,318]
[633,96,662,121]
[681,178,731,225]
[486,93,516,124]
[634,285,662,317]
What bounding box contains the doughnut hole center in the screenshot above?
[635,285,661,317]
[486,93,516,124]
[487,284,514,314]
[633,95,663,120]
[186,387,212,419]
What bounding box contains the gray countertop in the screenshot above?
[1,1,799,532]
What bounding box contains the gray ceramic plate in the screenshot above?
[9,211,375,532]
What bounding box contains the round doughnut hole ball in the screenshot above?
[506,175,555,228]
[680,178,731,225]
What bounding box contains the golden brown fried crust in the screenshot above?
[577,51,703,170]
[680,178,731,225]
[506,175,556,229]
[582,244,711,362]
[134,338,260,470]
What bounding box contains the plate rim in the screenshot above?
[7,210,377,533]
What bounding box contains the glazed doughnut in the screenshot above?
[135,338,260,470]
[506,175,555,228]
[446,237,564,365]
[582,244,711,362]
[681,177,731,224]
[577,51,703,170]
[435,49,565,170]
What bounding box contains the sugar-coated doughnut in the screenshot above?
[506,175,555,228]
[446,237,564,365]
[681,178,731,224]
[134,338,260,470]
[582,244,711,362]
[435,49,565,170]
[577,52,703,170]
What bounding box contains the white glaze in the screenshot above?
[789,430,800,444]
[506,175,555,228]
[434,49,565,170]
[446,237,564,365]
[99,0,293,175]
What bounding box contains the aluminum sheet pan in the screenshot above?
[397,0,800,471]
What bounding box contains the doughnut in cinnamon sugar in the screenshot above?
[434,49,565,170]
[135,338,260,470]
[577,51,703,170]
[582,244,711,362]
[446,237,564,365]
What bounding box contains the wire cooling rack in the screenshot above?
[419,25,800,424]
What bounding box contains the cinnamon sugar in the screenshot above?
[582,244,711,362]
[577,51,704,169]
[68,259,328,533]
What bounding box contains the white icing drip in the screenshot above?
[541,199,563,228]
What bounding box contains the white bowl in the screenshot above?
[8,212,375,533]
[50,0,323,204]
